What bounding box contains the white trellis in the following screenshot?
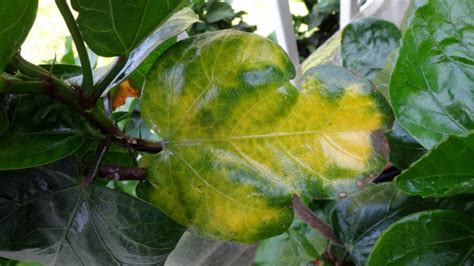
[270,0,368,86]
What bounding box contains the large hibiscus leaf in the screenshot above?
[139,30,392,243]
[390,0,474,149]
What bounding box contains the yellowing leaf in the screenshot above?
[138,30,392,243]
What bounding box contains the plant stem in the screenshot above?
[84,163,146,181]
[6,55,164,153]
[82,138,112,187]
[92,56,128,102]
[292,194,340,244]
[55,0,94,97]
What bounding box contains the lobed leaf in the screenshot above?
[396,133,474,197]
[341,17,401,80]
[0,157,185,265]
[0,0,38,72]
[366,210,474,266]
[138,30,392,242]
[390,0,474,149]
[71,0,186,57]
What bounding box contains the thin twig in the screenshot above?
[92,56,128,103]
[292,194,340,244]
[55,0,94,97]
[84,163,146,181]
[82,138,112,187]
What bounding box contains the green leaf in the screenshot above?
[0,95,85,170]
[0,0,38,72]
[0,157,185,265]
[396,133,474,197]
[71,0,186,57]
[331,182,474,266]
[254,219,328,266]
[138,30,392,242]
[386,120,426,170]
[341,17,401,80]
[108,8,199,92]
[390,0,474,149]
[367,210,474,266]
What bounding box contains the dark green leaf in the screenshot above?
[39,64,82,79]
[83,143,137,167]
[341,17,401,80]
[331,182,473,266]
[205,2,235,23]
[390,0,474,149]
[396,133,474,197]
[0,0,38,72]
[367,210,474,266]
[0,95,84,170]
[386,121,426,170]
[254,219,327,266]
[71,0,186,57]
[0,157,185,265]
[107,8,199,92]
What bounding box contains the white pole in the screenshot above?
[340,0,360,28]
[270,0,301,88]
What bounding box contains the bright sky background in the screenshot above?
[21,1,309,65]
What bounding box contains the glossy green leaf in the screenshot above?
[254,219,328,266]
[367,210,474,266]
[138,30,392,242]
[341,17,401,80]
[108,8,199,91]
[386,120,426,170]
[390,0,474,149]
[331,182,474,266]
[396,133,474,197]
[0,157,185,265]
[71,0,186,57]
[0,0,38,72]
[0,95,84,170]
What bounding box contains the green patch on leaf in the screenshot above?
[396,133,474,197]
[341,17,401,80]
[0,0,38,72]
[138,30,392,242]
[390,0,474,149]
[367,210,474,266]
[0,157,185,265]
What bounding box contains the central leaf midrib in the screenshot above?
[169,129,370,145]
